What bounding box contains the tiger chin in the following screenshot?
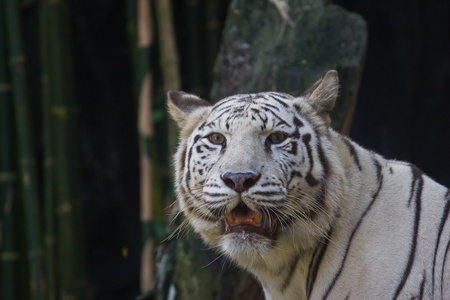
[167,70,450,300]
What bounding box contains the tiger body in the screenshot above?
[168,71,450,300]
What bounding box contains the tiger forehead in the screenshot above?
[213,92,295,110]
[203,92,299,130]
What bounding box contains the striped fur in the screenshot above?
[167,70,450,300]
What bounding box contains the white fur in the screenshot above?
[168,71,450,299]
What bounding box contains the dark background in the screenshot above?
[19,0,450,299]
[337,0,450,186]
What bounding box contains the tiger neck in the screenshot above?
[239,246,316,300]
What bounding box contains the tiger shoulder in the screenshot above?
[167,70,450,300]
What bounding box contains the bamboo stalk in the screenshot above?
[39,2,57,299]
[44,0,87,298]
[137,0,161,291]
[154,0,181,158]
[0,5,19,299]
[206,0,220,93]
[154,0,181,91]
[2,0,45,299]
[185,0,202,94]
[48,4,76,299]
[139,72,156,291]
[128,0,169,292]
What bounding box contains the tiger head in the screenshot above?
[168,71,345,268]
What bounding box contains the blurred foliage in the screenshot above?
[0,0,230,299]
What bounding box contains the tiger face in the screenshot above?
[168,71,344,266]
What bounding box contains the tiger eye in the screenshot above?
[208,133,225,145]
[267,132,287,144]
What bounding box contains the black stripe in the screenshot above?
[393,166,423,299]
[273,117,289,127]
[198,121,207,130]
[307,228,333,299]
[270,94,289,108]
[279,160,290,180]
[418,271,426,299]
[260,106,291,127]
[179,182,218,222]
[432,190,450,298]
[185,135,202,193]
[254,199,290,206]
[440,240,450,298]
[281,253,301,292]
[202,144,214,151]
[269,92,292,100]
[203,192,228,197]
[179,145,187,173]
[288,171,303,186]
[210,96,238,112]
[441,238,450,297]
[250,108,268,124]
[323,158,383,299]
[261,103,281,111]
[193,135,202,144]
[205,108,235,128]
[340,136,362,171]
[407,165,424,207]
[252,94,268,101]
[288,141,298,155]
[292,130,300,139]
[261,182,280,187]
[252,191,284,197]
[311,182,327,220]
[196,145,203,153]
[303,134,319,186]
[185,151,193,193]
[317,140,330,179]
[293,116,304,127]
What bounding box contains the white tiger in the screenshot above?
[167,70,450,300]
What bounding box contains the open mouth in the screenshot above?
[224,202,276,237]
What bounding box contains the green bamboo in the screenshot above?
[0,4,19,299]
[127,0,167,291]
[154,0,181,160]
[39,2,57,300]
[44,0,87,298]
[185,0,202,95]
[205,0,220,91]
[2,0,45,299]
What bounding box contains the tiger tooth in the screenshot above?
[254,212,262,224]
[226,212,235,223]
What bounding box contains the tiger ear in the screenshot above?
[167,91,211,128]
[301,70,339,127]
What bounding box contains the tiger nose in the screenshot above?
[221,172,261,193]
